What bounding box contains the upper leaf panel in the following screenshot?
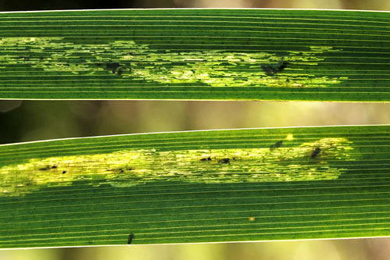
[0,9,389,101]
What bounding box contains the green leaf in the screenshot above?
[0,125,389,248]
[0,9,389,101]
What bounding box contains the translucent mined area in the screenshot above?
[0,137,355,196]
[0,37,345,88]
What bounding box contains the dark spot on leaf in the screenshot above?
[128,233,135,244]
[39,165,58,171]
[270,141,283,151]
[261,65,277,76]
[219,158,230,164]
[262,61,288,76]
[311,147,321,159]
[105,62,121,74]
[200,157,212,162]
[62,171,67,174]
[278,61,288,71]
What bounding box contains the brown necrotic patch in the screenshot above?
[0,137,356,196]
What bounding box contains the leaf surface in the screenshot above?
[0,125,389,248]
[0,9,389,101]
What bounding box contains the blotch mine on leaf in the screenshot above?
[0,38,347,88]
[0,138,356,196]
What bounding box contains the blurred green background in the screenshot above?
[1,0,390,259]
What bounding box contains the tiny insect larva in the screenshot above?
[292,83,303,88]
[311,147,321,159]
[200,157,212,162]
[270,140,283,151]
[62,170,67,174]
[127,233,135,244]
